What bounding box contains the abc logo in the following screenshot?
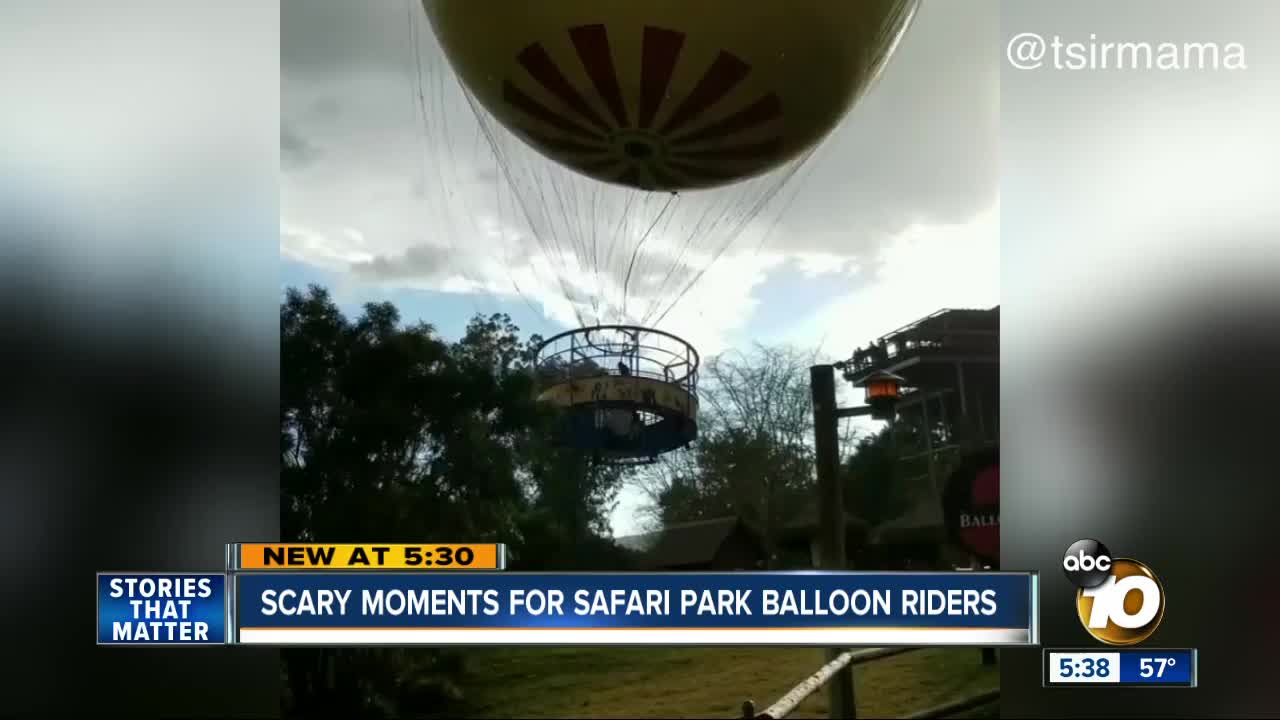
[1062,539,1164,646]
[1062,538,1112,588]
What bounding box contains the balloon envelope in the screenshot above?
[424,0,918,191]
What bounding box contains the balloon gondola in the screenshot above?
[533,325,699,465]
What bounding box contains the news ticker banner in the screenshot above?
[1043,649,1197,687]
[231,572,1036,646]
[97,570,1038,646]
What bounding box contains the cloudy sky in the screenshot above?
[281,0,999,533]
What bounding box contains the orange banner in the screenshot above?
[232,543,503,570]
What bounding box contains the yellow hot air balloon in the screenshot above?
[423,0,918,191]
[406,2,919,464]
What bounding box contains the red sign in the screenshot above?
[942,447,999,567]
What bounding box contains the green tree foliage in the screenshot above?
[635,345,854,563]
[279,286,626,717]
[843,417,949,528]
[842,426,908,528]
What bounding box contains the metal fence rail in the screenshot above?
[742,648,917,720]
[741,648,998,720]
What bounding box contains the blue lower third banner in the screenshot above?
[97,573,227,645]
[233,572,1038,646]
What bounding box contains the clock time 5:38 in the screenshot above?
[1050,652,1120,684]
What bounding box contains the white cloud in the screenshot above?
[773,203,999,362]
[280,222,375,270]
[790,252,861,278]
[649,250,789,358]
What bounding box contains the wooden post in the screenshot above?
[810,365,856,719]
[965,554,999,666]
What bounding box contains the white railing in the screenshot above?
[739,646,999,719]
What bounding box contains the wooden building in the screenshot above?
[776,508,870,569]
[619,511,876,571]
[844,305,1000,569]
[846,306,999,447]
[615,516,768,571]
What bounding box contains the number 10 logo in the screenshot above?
[1063,539,1165,646]
[1075,558,1165,646]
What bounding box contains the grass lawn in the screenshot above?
[447,647,999,718]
